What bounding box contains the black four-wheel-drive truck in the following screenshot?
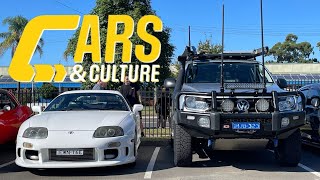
[164,47,306,167]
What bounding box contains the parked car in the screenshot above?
[0,89,32,144]
[165,47,305,167]
[15,90,143,168]
[299,83,320,145]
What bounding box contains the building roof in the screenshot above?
[0,75,81,89]
[265,63,320,74]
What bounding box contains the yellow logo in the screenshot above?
[8,15,163,83]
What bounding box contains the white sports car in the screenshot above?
[15,90,143,168]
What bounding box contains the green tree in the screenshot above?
[317,42,320,50]
[268,34,313,63]
[197,38,222,54]
[39,83,59,99]
[64,0,174,89]
[0,16,44,92]
[171,61,181,78]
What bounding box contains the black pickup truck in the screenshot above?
[165,47,306,167]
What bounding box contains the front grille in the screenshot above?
[49,148,95,161]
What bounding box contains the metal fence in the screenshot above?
[7,79,320,138]
[9,88,173,138]
[286,79,320,91]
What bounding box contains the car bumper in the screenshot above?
[15,132,136,168]
[177,111,305,139]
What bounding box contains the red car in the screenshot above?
[0,89,32,144]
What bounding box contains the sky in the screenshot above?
[0,0,320,67]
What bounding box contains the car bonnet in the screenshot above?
[27,111,131,131]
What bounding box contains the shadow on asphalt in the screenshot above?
[152,145,308,173]
[300,144,320,172]
[191,150,290,170]
[302,144,320,154]
[0,143,16,165]
[1,143,320,176]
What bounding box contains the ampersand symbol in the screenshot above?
[70,65,87,82]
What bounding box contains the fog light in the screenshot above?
[104,149,118,160]
[29,155,39,160]
[293,116,299,120]
[255,99,269,112]
[105,154,116,159]
[198,116,210,128]
[25,150,39,161]
[23,142,33,148]
[187,116,195,120]
[108,142,121,148]
[281,117,290,127]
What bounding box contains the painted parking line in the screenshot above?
[268,150,320,178]
[0,160,15,169]
[298,163,320,178]
[144,147,161,179]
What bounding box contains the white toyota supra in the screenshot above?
[15,90,143,168]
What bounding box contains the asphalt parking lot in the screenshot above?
[1,140,320,180]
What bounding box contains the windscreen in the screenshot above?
[185,62,273,83]
[44,93,129,112]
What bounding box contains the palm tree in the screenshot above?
[0,15,44,98]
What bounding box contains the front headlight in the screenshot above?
[93,126,124,138]
[23,127,48,139]
[184,96,209,111]
[279,96,298,112]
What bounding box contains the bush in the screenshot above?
[39,83,59,99]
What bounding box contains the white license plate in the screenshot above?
[56,149,84,156]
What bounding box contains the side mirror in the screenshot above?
[277,78,287,89]
[3,105,11,111]
[164,78,176,88]
[32,106,42,114]
[132,104,143,113]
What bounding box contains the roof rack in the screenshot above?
[178,46,269,62]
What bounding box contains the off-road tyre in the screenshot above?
[276,129,302,167]
[173,121,192,167]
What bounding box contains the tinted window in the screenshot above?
[0,93,16,110]
[44,93,129,112]
[185,62,273,83]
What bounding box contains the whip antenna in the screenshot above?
[260,0,266,88]
[220,4,225,92]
